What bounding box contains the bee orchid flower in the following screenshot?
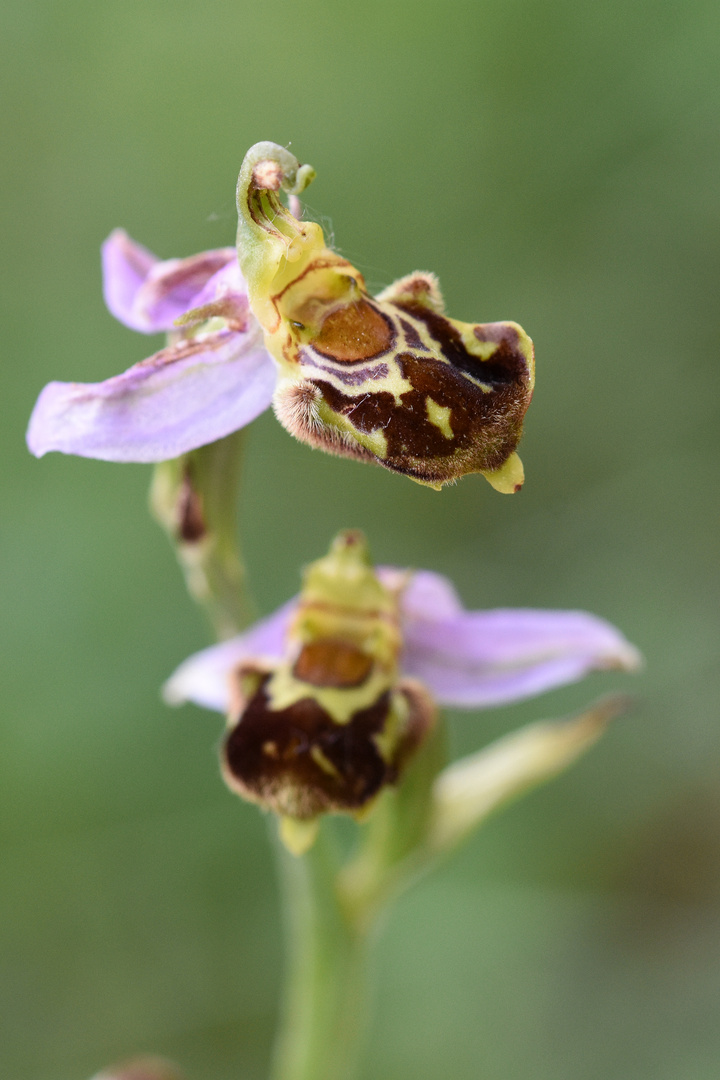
[164,533,641,831]
[28,143,534,492]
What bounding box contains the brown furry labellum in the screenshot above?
[221,663,435,820]
[271,270,535,491]
[217,529,436,820]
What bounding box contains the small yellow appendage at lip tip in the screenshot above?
[481,451,525,494]
[279,815,320,856]
[425,398,454,440]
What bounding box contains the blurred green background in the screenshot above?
[2,0,719,1077]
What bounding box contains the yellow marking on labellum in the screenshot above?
[425,398,454,440]
[310,744,342,779]
[295,359,415,407]
[315,394,391,461]
[357,424,388,460]
[373,693,409,764]
[460,327,499,361]
[265,664,392,726]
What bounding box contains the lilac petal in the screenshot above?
[163,600,297,712]
[27,325,276,462]
[102,230,237,333]
[175,261,250,329]
[101,230,159,332]
[391,568,463,619]
[138,250,239,331]
[189,260,247,309]
[401,605,642,708]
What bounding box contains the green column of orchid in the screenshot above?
[235,141,321,332]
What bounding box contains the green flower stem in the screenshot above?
[149,428,254,640]
[271,820,371,1080]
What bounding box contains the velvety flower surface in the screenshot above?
[164,567,641,714]
[27,230,277,462]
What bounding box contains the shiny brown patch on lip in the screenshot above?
[313,300,395,362]
[293,639,374,688]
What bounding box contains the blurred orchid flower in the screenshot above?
[165,536,640,842]
[165,565,641,717]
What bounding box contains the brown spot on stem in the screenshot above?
[177,468,206,543]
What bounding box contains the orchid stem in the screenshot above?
[270,819,371,1080]
[149,427,255,640]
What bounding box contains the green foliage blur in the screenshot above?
[2,0,719,1077]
